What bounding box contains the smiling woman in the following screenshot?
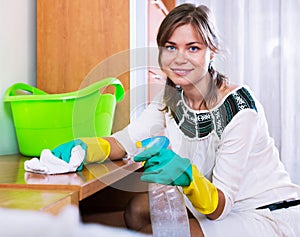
[109,3,300,236]
[177,0,300,185]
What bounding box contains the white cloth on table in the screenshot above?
[24,145,85,174]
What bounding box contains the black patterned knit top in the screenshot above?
[173,86,257,140]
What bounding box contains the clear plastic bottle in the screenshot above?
[136,136,190,237]
[149,183,190,237]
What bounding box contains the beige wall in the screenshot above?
[0,0,36,155]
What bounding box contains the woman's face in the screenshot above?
[160,24,212,88]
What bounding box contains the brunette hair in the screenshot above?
[157,3,227,114]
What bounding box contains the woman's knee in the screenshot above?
[124,192,150,230]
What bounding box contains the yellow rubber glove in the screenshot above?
[80,137,110,163]
[182,165,218,215]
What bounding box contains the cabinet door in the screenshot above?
[147,0,174,103]
[37,0,130,131]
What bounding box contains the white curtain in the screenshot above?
[176,0,300,184]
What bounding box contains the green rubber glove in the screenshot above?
[52,139,87,171]
[134,139,192,186]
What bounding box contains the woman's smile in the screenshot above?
[171,68,193,77]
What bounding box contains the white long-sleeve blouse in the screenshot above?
[112,85,300,220]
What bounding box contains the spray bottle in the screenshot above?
[136,136,190,237]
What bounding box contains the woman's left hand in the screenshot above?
[134,145,192,186]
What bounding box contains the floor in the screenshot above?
[81,210,126,228]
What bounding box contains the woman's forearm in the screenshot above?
[104,136,127,160]
[206,189,225,220]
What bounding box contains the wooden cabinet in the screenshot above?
[37,0,130,132]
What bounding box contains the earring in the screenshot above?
[176,85,182,91]
[208,61,213,72]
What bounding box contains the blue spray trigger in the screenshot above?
[136,136,170,150]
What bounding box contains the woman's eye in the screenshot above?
[166,45,176,51]
[189,46,199,52]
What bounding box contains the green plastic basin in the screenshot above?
[4,77,124,156]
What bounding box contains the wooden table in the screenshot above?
[0,188,78,215]
[0,154,142,214]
